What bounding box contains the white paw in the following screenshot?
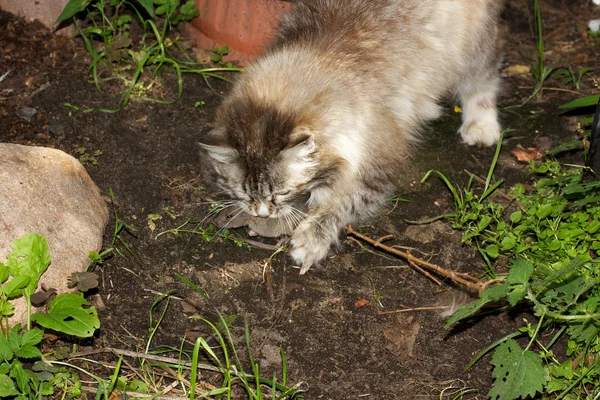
[459,120,501,147]
[290,221,331,274]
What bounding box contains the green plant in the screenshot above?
[189,314,306,399]
[513,1,592,107]
[210,46,233,68]
[76,146,103,166]
[427,144,600,398]
[0,234,100,397]
[56,0,242,112]
[63,102,94,116]
[158,219,252,249]
[526,0,556,102]
[554,65,594,91]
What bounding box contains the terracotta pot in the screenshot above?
[187,0,293,66]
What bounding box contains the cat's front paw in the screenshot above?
[290,221,332,275]
[459,120,501,147]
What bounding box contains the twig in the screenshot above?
[81,386,187,400]
[348,237,397,261]
[517,86,582,95]
[238,237,280,251]
[378,306,450,315]
[346,225,482,293]
[408,260,442,286]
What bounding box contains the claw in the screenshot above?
[299,264,312,275]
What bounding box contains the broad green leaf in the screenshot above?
[2,276,30,299]
[0,300,14,318]
[500,236,516,251]
[488,339,546,400]
[0,374,18,397]
[14,345,42,360]
[507,284,528,306]
[509,211,522,223]
[117,15,132,26]
[486,244,499,258]
[31,293,100,338]
[559,94,599,109]
[8,324,20,353]
[445,283,509,327]
[507,260,534,285]
[7,234,51,295]
[136,0,155,16]
[546,379,564,393]
[55,0,92,24]
[10,360,30,395]
[0,335,13,362]
[0,263,8,284]
[127,379,149,393]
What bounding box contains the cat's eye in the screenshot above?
[275,190,291,196]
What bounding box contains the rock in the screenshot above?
[0,144,109,327]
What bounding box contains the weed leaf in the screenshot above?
[2,276,30,298]
[0,263,8,284]
[55,0,92,24]
[559,94,600,109]
[0,374,18,397]
[9,360,30,395]
[0,335,13,362]
[135,0,155,16]
[20,328,44,348]
[507,260,534,285]
[445,283,509,327]
[31,293,100,338]
[488,339,546,400]
[7,234,51,295]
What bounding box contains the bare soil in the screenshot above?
[1,1,599,398]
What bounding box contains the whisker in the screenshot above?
[216,207,246,234]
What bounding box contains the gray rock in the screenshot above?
[0,144,109,327]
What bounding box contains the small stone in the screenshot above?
[18,106,37,122]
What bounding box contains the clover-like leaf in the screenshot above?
[67,272,99,292]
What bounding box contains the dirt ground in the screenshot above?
[1,1,600,398]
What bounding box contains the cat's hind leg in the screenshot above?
[457,71,501,146]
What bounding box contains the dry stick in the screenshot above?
[517,86,582,95]
[81,386,187,400]
[408,260,442,286]
[346,225,482,292]
[378,306,450,315]
[238,237,280,251]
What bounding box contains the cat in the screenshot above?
[199,0,503,274]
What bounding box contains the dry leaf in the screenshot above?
[354,298,369,308]
[503,64,531,76]
[383,314,420,361]
[511,147,542,162]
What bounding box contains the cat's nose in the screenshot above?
[257,202,270,217]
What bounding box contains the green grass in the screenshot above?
[510,0,593,108]
[56,0,242,112]
[426,122,600,398]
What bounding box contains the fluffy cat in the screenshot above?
[199,0,503,274]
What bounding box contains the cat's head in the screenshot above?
[199,101,325,220]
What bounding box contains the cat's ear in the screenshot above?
[199,127,238,163]
[283,127,317,159]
